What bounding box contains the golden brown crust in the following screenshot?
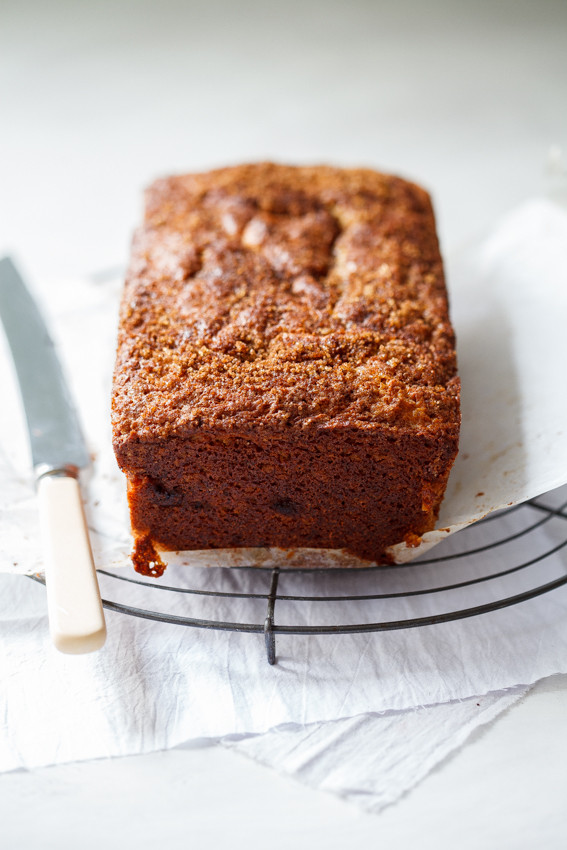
[112,163,460,571]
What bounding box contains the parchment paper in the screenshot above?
[2,198,567,574]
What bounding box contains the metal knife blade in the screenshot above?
[0,257,89,474]
[0,256,106,653]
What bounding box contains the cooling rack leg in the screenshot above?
[263,568,280,665]
[264,618,276,665]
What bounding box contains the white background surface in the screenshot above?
[1,0,567,846]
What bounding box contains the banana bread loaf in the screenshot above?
[112,163,460,575]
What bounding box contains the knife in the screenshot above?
[0,257,106,653]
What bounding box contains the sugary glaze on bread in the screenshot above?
[112,163,460,574]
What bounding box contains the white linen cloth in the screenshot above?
[0,556,531,809]
[224,686,530,813]
[0,198,566,813]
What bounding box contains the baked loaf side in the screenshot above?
[112,163,460,575]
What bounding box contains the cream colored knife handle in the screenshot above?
[37,473,107,654]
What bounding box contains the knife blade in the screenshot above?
[0,257,106,653]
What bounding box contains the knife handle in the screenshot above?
[37,472,107,654]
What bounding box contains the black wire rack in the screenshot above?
[30,489,567,664]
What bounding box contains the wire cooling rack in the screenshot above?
[57,487,565,665]
[30,488,567,664]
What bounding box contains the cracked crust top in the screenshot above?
[112,163,460,442]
